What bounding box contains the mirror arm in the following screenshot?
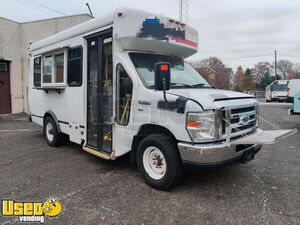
[162,79,168,102]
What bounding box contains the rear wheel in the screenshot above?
[43,117,68,147]
[136,135,183,190]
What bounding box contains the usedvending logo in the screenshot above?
[1,198,62,223]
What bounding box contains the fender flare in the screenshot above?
[44,110,62,133]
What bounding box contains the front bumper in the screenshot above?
[178,142,262,166]
[272,96,287,101]
[178,128,296,166]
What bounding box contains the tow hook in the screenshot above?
[240,149,255,164]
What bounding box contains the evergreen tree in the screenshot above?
[258,72,274,90]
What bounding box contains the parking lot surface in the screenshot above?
[0,103,299,225]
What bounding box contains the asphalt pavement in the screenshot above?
[0,103,299,225]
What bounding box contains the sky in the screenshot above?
[1,0,300,71]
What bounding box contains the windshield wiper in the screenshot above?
[191,83,212,88]
[170,82,193,87]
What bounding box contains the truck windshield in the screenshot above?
[129,53,211,88]
[272,84,287,91]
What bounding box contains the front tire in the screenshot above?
[136,135,183,190]
[43,117,67,147]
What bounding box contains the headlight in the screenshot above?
[186,110,216,142]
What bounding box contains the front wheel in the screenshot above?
[43,117,68,147]
[136,135,183,190]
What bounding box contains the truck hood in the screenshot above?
[167,88,254,109]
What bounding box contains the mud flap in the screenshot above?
[231,128,297,145]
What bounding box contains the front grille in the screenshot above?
[221,105,257,138]
[231,122,256,133]
[231,106,255,114]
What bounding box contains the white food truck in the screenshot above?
[28,8,295,190]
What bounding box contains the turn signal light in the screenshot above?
[186,121,200,128]
[160,64,169,71]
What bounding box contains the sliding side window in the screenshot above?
[42,56,52,83]
[116,64,133,126]
[33,57,41,87]
[68,47,82,86]
[41,52,65,85]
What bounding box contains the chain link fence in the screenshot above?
[244,90,266,99]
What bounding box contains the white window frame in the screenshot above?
[41,49,67,87]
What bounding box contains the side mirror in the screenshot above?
[154,62,170,91]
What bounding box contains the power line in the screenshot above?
[14,0,66,16]
[24,0,66,16]
[222,53,274,61]
[14,0,53,16]
[277,53,300,59]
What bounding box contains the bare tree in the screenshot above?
[253,62,272,82]
[190,57,229,89]
[276,60,293,79]
[290,63,300,79]
[189,57,225,69]
[214,72,230,90]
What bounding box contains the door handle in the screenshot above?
[0,81,4,87]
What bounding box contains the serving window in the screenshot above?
[33,46,83,90]
[39,50,66,87]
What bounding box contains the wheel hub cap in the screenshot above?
[143,147,166,180]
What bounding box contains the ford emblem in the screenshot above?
[240,115,250,125]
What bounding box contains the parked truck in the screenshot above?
[28,8,295,190]
[265,80,289,102]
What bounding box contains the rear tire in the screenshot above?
[43,117,68,147]
[136,134,183,190]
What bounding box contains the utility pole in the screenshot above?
[275,50,277,78]
[179,0,188,24]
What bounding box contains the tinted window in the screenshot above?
[68,47,82,86]
[33,57,41,87]
[272,84,287,91]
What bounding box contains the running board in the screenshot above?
[82,146,116,160]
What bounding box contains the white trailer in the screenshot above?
[28,8,295,190]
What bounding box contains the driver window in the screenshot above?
[116,64,133,126]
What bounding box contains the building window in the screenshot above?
[43,56,52,83]
[0,62,8,72]
[33,57,41,87]
[67,47,82,86]
[116,64,133,126]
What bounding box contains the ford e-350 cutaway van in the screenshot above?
[28,8,296,190]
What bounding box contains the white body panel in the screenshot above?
[288,79,300,98]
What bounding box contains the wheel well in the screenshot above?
[43,112,52,123]
[43,111,62,133]
[130,124,177,164]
